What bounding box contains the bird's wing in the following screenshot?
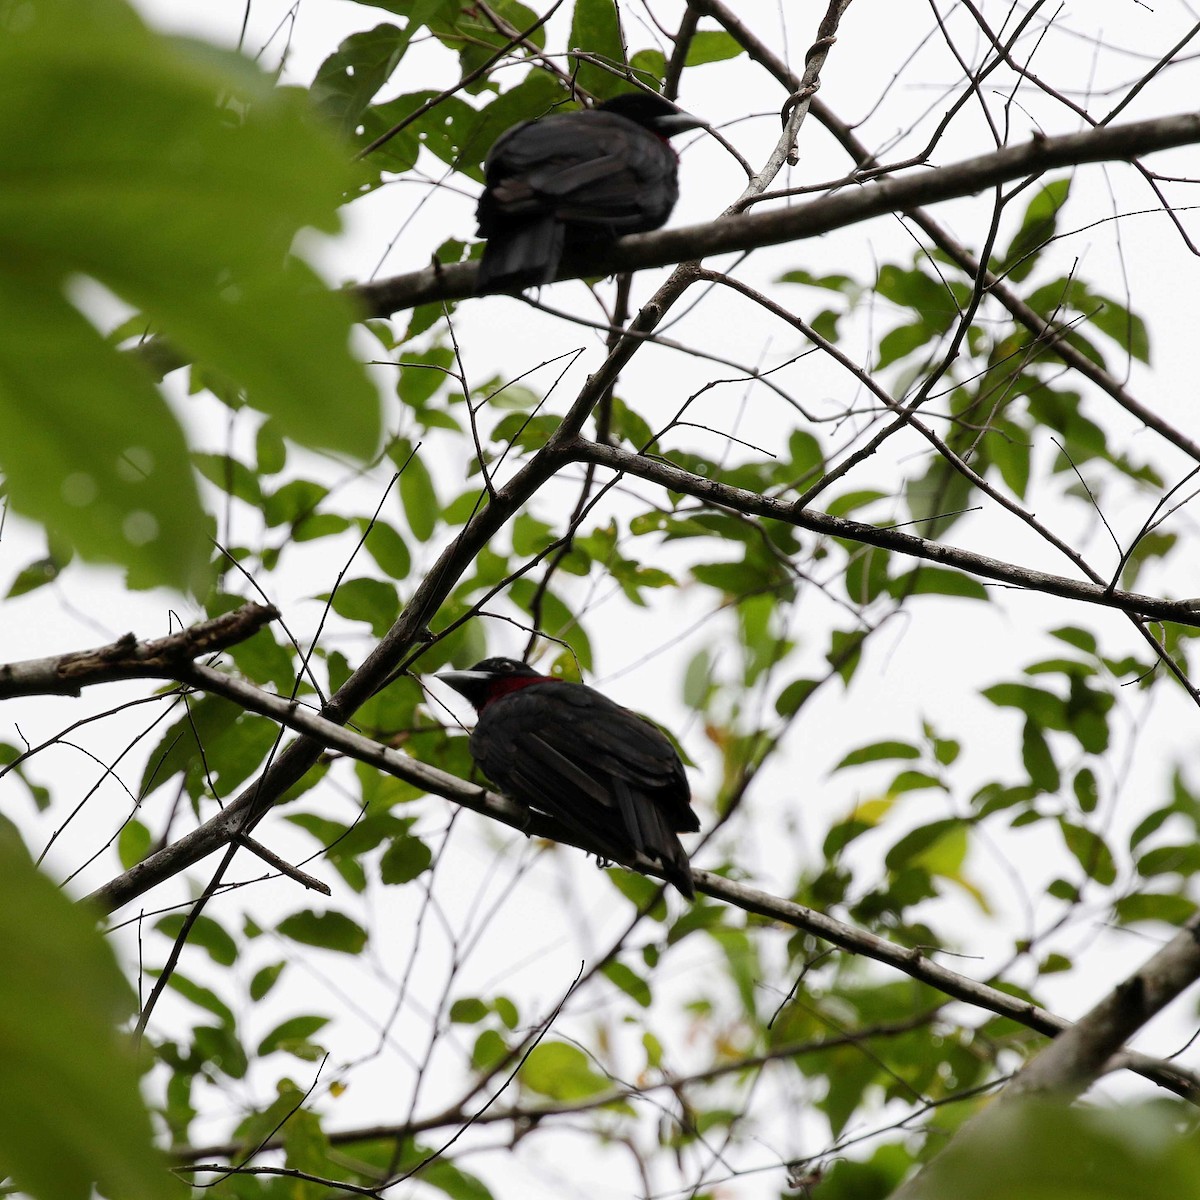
[471,685,696,836]
[484,114,677,228]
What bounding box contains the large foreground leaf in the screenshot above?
[0,0,379,589]
[0,825,173,1200]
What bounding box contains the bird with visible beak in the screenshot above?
[437,657,698,898]
[475,92,706,294]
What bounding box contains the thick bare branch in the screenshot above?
[889,914,1200,1198]
[571,439,1200,628]
[0,603,278,700]
[1004,914,1200,1101]
[354,113,1200,314]
[690,0,1200,464]
[73,651,1197,1100]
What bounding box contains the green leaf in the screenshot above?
[361,518,411,580]
[875,263,960,330]
[1114,893,1197,926]
[887,566,989,600]
[835,741,921,769]
[0,826,173,1200]
[884,819,963,872]
[1052,626,1098,654]
[1087,289,1150,363]
[827,629,864,684]
[778,268,857,293]
[685,31,744,66]
[845,545,890,603]
[0,272,207,591]
[329,577,401,637]
[257,1015,330,1057]
[139,695,238,798]
[1073,767,1099,813]
[912,1098,1200,1200]
[1048,878,1080,902]
[512,512,556,556]
[399,446,439,541]
[876,320,931,368]
[380,832,433,883]
[602,961,652,1008]
[312,24,411,135]
[263,478,329,527]
[165,972,235,1027]
[1058,819,1117,885]
[193,452,263,506]
[519,1041,611,1100]
[117,818,151,870]
[983,683,1068,730]
[1000,177,1071,283]
[471,1028,508,1072]
[1136,844,1200,878]
[255,419,287,475]
[250,962,286,1001]
[1022,720,1060,792]
[450,998,489,1024]
[6,554,64,598]
[0,0,381,590]
[775,677,817,716]
[154,913,238,966]
[277,909,368,955]
[567,0,627,98]
[987,417,1032,498]
[191,1024,248,1078]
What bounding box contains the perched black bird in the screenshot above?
[438,657,699,897]
[475,92,705,294]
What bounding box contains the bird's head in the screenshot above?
[436,657,550,711]
[596,93,707,139]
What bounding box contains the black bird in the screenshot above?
[475,92,705,294]
[438,657,698,897]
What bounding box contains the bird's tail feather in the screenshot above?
[476,217,564,294]
[615,780,695,899]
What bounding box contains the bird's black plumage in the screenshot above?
[475,93,704,294]
[438,657,698,897]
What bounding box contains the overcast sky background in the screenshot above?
[5,2,1200,1195]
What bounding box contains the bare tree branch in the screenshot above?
[354,113,1200,314]
[0,603,278,700]
[60,648,1194,1101]
[890,914,1200,1198]
[690,0,1200,465]
[570,439,1200,628]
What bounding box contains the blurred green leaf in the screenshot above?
[836,741,920,769]
[0,0,381,588]
[519,1042,611,1100]
[0,826,173,1200]
[910,1099,1200,1200]
[1058,819,1117,885]
[685,31,744,66]
[602,961,652,1008]
[257,1015,330,1057]
[1000,177,1070,283]
[380,832,433,883]
[155,914,238,966]
[277,909,368,954]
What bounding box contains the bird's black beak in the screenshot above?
[435,669,492,708]
[654,110,708,136]
[436,669,487,693]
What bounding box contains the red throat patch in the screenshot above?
[479,673,556,709]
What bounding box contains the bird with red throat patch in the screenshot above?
[438,657,699,898]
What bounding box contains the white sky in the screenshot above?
[5,2,1200,1195]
